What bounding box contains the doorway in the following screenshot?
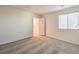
[33,17,46,37]
[33,17,40,37]
[39,17,46,36]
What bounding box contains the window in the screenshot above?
[59,12,79,29]
[68,13,78,29]
[59,14,67,29]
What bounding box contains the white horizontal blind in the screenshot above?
[68,13,78,29]
[59,14,67,29]
[59,12,79,29]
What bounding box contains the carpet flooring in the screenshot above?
[0,36,79,54]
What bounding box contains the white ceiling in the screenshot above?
[11,5,76,15]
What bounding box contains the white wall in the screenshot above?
[44,6,79,45]
[0,6,36,45]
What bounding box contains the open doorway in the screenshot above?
[33,17,40,37]
[39,17,46,36]
[33,17,46,37]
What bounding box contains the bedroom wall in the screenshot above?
[44,6,79,45]
[0,6,36,45]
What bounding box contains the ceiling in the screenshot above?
[11,5,77,15]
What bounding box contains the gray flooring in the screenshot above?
[0,36,79,54]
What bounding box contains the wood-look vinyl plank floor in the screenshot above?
[0,36,79,54]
